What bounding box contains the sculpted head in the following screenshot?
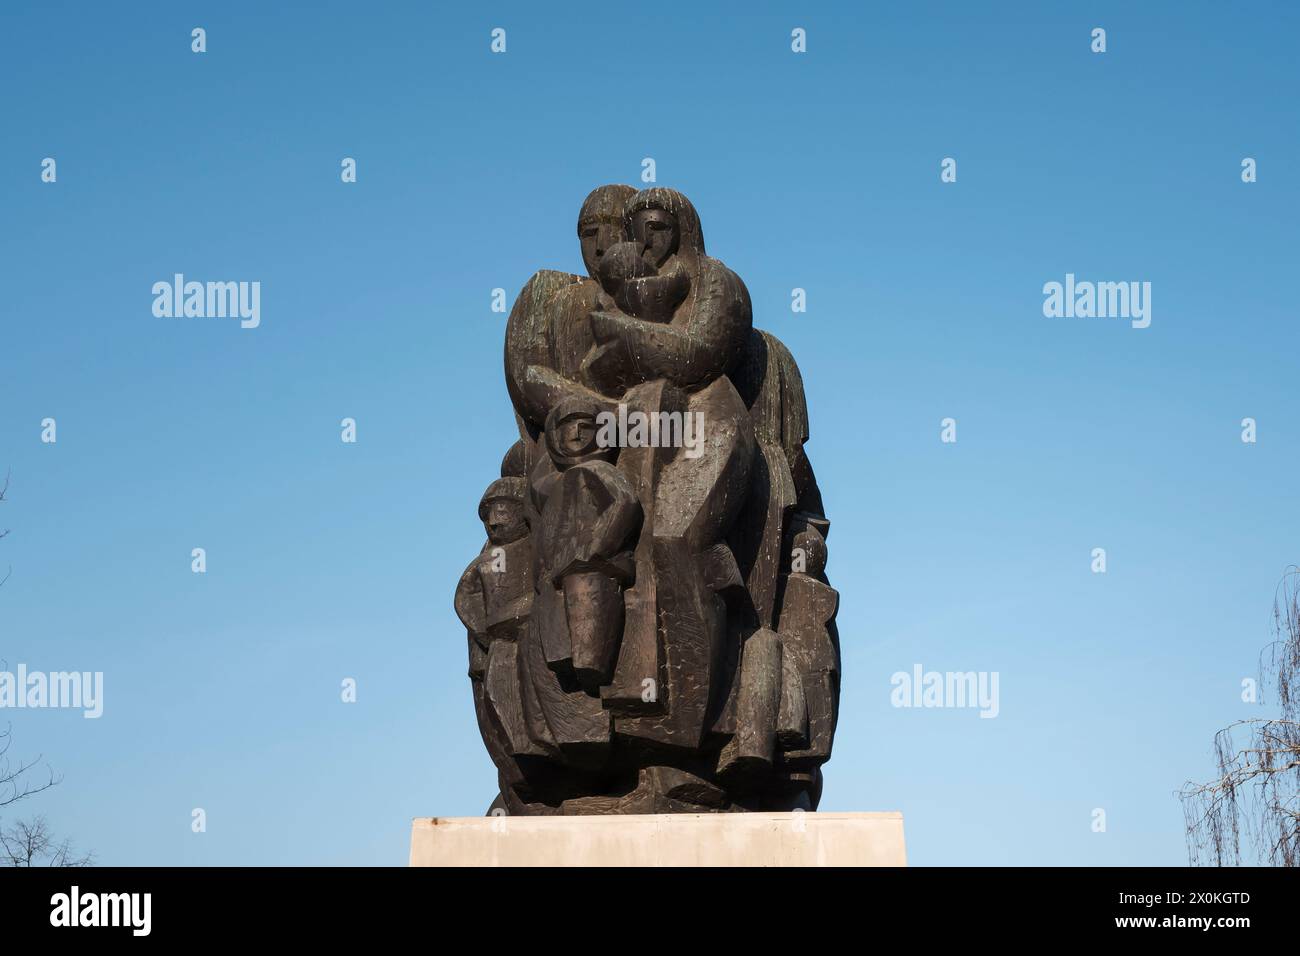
[577,184,638,278]
[626,188,704,271]
[478,477,529,545]
[631,206,678,269]
[544,396,615,470]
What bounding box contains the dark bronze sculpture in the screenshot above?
[455,185,839,814]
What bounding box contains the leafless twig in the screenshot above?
[1180,568,1300,866]
[0,815,93,867]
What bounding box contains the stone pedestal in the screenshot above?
[409,812,905,867]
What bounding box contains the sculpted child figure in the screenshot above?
[454,477,533,673]
[527,397,641,694]
[453,478,537,811]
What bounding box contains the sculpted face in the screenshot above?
[483,499,528,545]
[577,184,637,278]
[557,410,599,458]
[544,398,615,469]
[579,216,627,278]
[631,207,679,269]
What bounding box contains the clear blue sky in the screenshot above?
[2,1,1296,865]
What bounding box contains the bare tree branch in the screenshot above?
[1180,567,1300,866]
[0,724,60,809]
[0,471,92,865]
[0,815,93,867]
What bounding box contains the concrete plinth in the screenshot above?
[409,811,905,867]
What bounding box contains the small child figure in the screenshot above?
[454,477,534,679]
[529,397,642,692]
[454,476,542,807]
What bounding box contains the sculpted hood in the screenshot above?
[478,477,527,520]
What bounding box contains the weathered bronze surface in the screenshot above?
[455,185,839,814]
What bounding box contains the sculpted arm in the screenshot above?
[587,263,751,391]
[522,364,615,417]
[454,562,487,644]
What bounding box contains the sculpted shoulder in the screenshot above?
[506,269,586,350]
[504,270,588,428]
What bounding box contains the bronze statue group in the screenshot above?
[455,185,840,814]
